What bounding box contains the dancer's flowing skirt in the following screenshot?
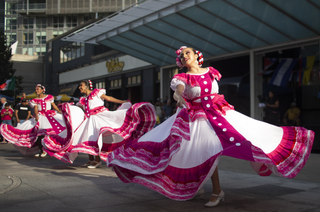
[43,102,157,163]
[0,106,84,155]
[107,108,314,200]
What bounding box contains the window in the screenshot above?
[170,68,179,78]
[36,17,46,29]
[36,31,46,44]
[53,16,64,28]
[5,17,17,30]
[110,79,121,88]
[83,13,95,23]
[95,82,105,89]
[5,2,17,15]
[23,17,34,29]
[60,42,85,63]
[66,15,77,28]
[127,75,141,85]
[23,32,33,45]
[5,33,17,46]
[132,76,137,84]
[23,47,33,55]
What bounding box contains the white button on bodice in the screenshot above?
[204,97,208,100]
[201,76,205,79]
[205,88,208,92]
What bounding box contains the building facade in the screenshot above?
[46,35,160,106]
[4,0,138,55]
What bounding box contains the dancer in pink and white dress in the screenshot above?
[42,79,156,168]
[0,84,83,157]
[107,46,315,207]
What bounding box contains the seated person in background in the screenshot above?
[283,102,301,126]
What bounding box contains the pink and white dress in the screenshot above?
[42,89,156,163]
[107,67,315,201]
[0,95,83,155]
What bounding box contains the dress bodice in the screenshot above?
[29,95,54,112]
[182,78,219,102]
[171,67,220,102]
[77,89,106,117]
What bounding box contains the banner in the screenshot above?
[302,56,316,85]
[269,59,297,87]
[0,77,15,91]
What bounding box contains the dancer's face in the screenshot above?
[180,48,198,67]
[79,82,88,93]
[35,87,43,96]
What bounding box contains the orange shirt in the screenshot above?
[287,107,300,120]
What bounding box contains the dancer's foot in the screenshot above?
[87,161,102,168]
[40,152,47,157]
[81,161,94,168]
[204,190,225,207]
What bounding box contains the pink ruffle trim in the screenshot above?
[30,95,54,104]
[172,67,222,88]
[251,126,315,178]
[108,108,190,170]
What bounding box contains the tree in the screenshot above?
[0,30,23,96]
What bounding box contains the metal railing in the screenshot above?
[17,3,46,10]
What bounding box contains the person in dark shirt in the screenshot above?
[264,91,279,125]
[162,100,173,119]
[15,99,31,125]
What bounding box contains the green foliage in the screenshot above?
[0,30,23,94]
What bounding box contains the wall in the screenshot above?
[59,55,152,84]
[11,54,44,94]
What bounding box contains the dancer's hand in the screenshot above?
[173,84,187,109]
[35,116,39,121]
[176,95,187,108]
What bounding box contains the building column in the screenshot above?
[27,0,29,15]
[250,51,263,120]
[160,67,163,100]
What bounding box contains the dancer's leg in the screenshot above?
[210,168,222,202]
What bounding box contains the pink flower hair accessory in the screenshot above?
[88,80,93,90]
[175,46,204,68]
[36,84,46,93]
[195,50,204,67]
[175,46,187,68]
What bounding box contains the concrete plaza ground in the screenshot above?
[1,143,320,212]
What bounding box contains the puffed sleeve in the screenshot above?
[76,97,85,107]
[97,89,106,99]
[29,99,37,108]
[170,78,186,92]
[46,95,54,104]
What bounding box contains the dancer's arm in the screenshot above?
[34,107,39,121]
[173,84,187,108]
[51,102,62,113]
[100,95,128,104]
